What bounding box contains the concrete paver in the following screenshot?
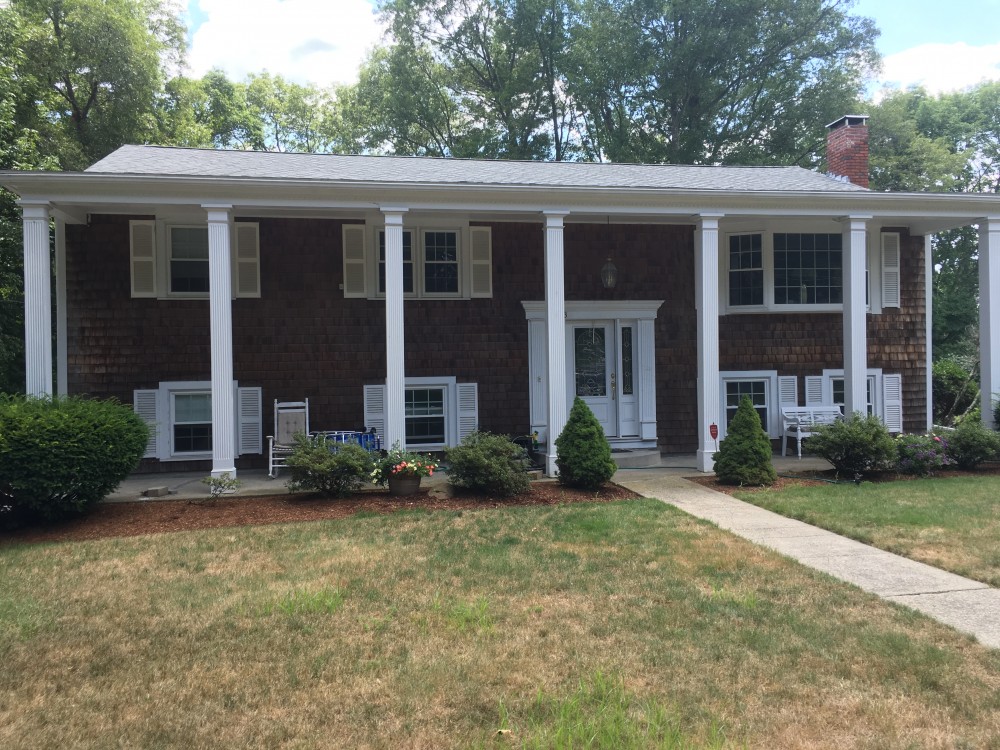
[615,468,1000,649]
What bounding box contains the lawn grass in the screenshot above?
[735,475,1000,586]
[2,499,1000,748]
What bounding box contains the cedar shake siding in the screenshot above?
[66,216,925,469]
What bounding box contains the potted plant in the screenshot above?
[371,444,439,496]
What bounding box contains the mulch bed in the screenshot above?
[0,483,640,546]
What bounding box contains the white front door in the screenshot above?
[569,324,617,436]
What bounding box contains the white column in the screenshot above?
[21,202,52,397]
[842,216,870,417]
[382,208,408,449]
[980,218,1000,428]
[205,205,236,478]
[924,234,933,431]
[544,211,569,477]
[695,215,722,473]
[55,219,68,396]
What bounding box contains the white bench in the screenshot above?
[781,406,843,458]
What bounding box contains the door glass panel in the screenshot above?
[621,326,634,395]
[575,327,606,397]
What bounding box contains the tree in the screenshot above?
[713,397,775,486]
[566,0,879,165]
[3,0,186,169]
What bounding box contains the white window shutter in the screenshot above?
[129,221,157,297]
[134,389,159,458]
[882,373,903,433]
[469,227,492,298]
[457,382,479,442]
[237,386,263,455]
[881,232,901,308]
[343,225,368,297]
[778,376,798,407]
[363,384,386,438]
[234,223,261,298]
[805,376,824,406]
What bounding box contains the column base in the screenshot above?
[545,452,559,478]
[695,449,716,473]
[211,465,237,479]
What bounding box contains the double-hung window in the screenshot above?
[830,375,876,417]
[423,231,460,295]
[728,233,764,306]
[169,227,210,294]
[724,379,769,432]
[172,391,213,454]
[405,387,447,444]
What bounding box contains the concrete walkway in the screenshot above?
[616,469,1000,650]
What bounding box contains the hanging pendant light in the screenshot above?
[601,257,618,289]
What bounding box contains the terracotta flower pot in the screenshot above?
[387,475,421,497]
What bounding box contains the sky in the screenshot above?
[184,0,1000,95]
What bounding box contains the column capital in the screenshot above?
[542,209,570,226]
[202,204,233,223]
[379,206,409,220]
[839,214,872,227]
[696,213,724,230]
[19,202,50,221]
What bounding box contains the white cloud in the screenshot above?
[878,42,1000,95]
[186,0,385,88]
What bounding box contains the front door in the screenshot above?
[570,324,616,435]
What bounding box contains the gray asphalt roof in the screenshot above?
[85,145,866,193]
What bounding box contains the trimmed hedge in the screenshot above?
[0,395,148,521]
[555,397,617,490]
[446,430,531,497]
[946,420,1000,470]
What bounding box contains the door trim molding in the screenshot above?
[523,300,664,321]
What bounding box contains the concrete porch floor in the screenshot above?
[106,452,834,503]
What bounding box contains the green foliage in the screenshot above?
[445,430,531,497]
[713,397,776,486]
[370,443,438,485]
[0,394,148,521]
[945,420,1000,470]
[806,413,896,477]
[201,472,241,498]
[933,357,979,426]
[555,397,617,490]
[284,435,374,497]
[895,434,952,476]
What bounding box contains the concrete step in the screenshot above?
[611,448,662,469]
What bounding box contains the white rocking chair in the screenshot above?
[267,399,310,478]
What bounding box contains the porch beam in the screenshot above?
[695,214,723,473]
[544,210,569,477]
[980,217,1000,428]
[21,202,53,397]
[842,216,870,417]
[382,207,408,449]
[205,205,237,478]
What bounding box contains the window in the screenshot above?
[169,227,210,293]
[830,376,876,416]
[378,230,414,294]
[405,388,446,444]
[172,391,212,453]
[343,224,492,300]
[423,231,460,294]
[728,233,764,306]
[723,229,880,312]
[773,233,842,305]
[725,380,768,432]
[133,381,263,461]
[128,220,261,299]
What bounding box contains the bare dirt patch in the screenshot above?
[1,483,639,545]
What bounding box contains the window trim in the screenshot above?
[718,370,780,439]
[821,368,882,419]
[722,228,877,314]
[403,376,457,449]
[170,389,213,457]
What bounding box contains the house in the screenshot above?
[3,116,999,478]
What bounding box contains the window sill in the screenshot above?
[164,452,212,461]
[724,304,844,315]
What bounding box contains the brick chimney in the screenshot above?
[826,115,870,188]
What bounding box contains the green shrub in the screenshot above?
[0,394,148,522]
[446,430,531,497]
[806,413,896,477]
[932,358,978,426]
[713,396,776,486]
[284,435,374,497]
[555,397,617,490]
[896,434,952,476]
[946,420,1000,470]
